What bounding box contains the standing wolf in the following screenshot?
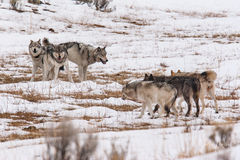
[29,39,50,81]
[144,74,201,117]
[42,39,73,82]
[122,80,177,118]
[171,70,218,114]
[42,38,108,82]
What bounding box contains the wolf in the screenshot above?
[122,80,178,118]
[43,38,108,82]
[144,74,201,117]
[171,70,218,114]
[42,40,73,82]
[29,39,53,81]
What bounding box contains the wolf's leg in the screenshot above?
[43,63,49,81]
[53,66,59,81]
[137,102,146,118]
[200,95,206,114]
[193,94,200,117]
[184,95,191,117]
[83,66,88,81]
[65,62,73,83]
[48,68,54,80]
[171,101,179,116]
[157,102,164,117]
[178,97,184,113]
[146,102,154,118]
[209,87,218,113]
[78,66,84,82]
[30,65,37,81]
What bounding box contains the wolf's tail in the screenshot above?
[42,37,50,46]
[201,71,217,82]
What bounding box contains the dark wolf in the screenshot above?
[144,74,201,117]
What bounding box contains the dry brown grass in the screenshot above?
[120,16,149,26]
[111,31,129,35]
[0,73,31,84]
[0,112,47,123]
[75,102,140,112]
[165,9,227,19]
[0,128,46,142]
[99,122,152,132]
[64,90,122,100]
[8,121,30,127]
[0,89,51,102]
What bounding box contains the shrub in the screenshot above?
[44,122,98,160]
[10,0,22,11]
[209,126,233,148]
[28,0,42,5]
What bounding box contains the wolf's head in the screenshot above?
[121,81,141,101]
[51,45,67,63]
[29,39,42,57]
[143,74,154,81]
[94,46,108,64]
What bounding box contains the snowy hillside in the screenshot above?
[0,0,240,159]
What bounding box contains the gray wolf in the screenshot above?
[42,39,73,82]
[122,80,177,118]
[144,74,201,117]
[29,39,52,81]
[171,70,218,114]
[43,38,108,82]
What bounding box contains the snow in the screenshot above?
[0,0,240,159]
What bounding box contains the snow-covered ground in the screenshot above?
[0,0,240,159]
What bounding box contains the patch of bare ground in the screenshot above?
[75,102,140,112]
[55,17,107,29]
[165,9,227,18]
[112,16,150,26]
[0,89,51,102]
[0,127,46,142]
[111,31,129,35]
[64,90,122,100]
[8,121,30,127]
[0,112,48,123]
[99,71,145,85]
[98,122,153,132]
[0,73,30,84]
[164,32,240,42]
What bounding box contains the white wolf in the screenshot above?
[122,80,178,118]
[42,43,73,82]
[29,39,47,81]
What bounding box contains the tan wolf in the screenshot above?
[122,80,178,118]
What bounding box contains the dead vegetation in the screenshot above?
[112,16,150,26]
[165,9,227,19]
[0,112,47,123]
[75,102,140,112]
[0,89,51,102]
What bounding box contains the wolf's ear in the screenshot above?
[171,70,174,76]
[103,45,107,50]
[97,47,101,52]
[144,74,148,80]
[38,39,41,44]
[177,69,181,73]
[149,74,154,80]
[30,40,33,44]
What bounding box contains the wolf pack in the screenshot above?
[29,38,218,119]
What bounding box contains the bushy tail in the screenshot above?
[201,71,217,81]
[42,37,50,46]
